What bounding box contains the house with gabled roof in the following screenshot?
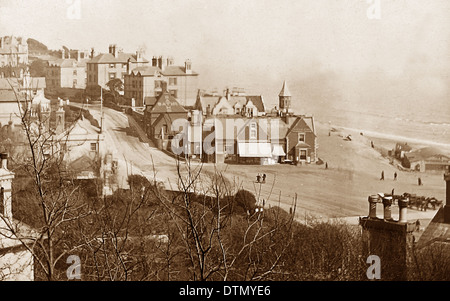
[143,82,189,151]
[402,146,450,172]
[194,88,266,117]
[284,115,317,164]
[124,56,199,108]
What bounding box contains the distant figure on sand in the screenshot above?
[325,162,328,169]
[418,177,422,186]
[394,172,397,181]
[380,171,384,180]
[256,174,261,183]
[371,141,374,148]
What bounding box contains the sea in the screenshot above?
[308,99,450,150]
[264,81,450,151]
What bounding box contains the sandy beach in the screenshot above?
[205,120,448,223]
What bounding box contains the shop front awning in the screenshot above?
[272,144,286,156]
[238,142,272,158]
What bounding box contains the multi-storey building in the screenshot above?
[0,36,28,67]
[0,71,46,125]
[45,49,90,90]
[86,44,148,97]
[124,56,199,107]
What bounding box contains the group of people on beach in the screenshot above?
[256,173,266,184]
[380,170,423,185]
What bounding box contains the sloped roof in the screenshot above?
[285,116,316,137]
[131,66,161,76]
[405,147,449,162]
[161,65,198,76]
[395,142,413,152]
[196,96,221,112]
[279,80,291,97]
[245,95,265,113]
[144,96,158,107]
[48,58,89,68]
[89,52,144,64]
[416,207,450,250]
[149,91,187,114]
[0,89,25,102]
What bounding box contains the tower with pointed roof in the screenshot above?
[278,80,291,112]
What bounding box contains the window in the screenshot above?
[73,79,77,87]
[169,90,177,98]
[122,63,127,68]
[300,150,307,160]
[298,133,305,142]
[90,143,97,151]
[155,81,162,89]
[73,69,77,76]
[109,72,116,80]
[250,122,257,139]
[169,77,177,86]
[109,63,115,68]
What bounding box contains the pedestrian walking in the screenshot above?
[380,170,384,180]
[262,174,266,183]
[325,162,328,169]
[394,172,397,181]
[418,177,422,186]
[256,173,261,183]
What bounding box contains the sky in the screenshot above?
[1,0,449,112]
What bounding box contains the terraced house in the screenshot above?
[86,44,149,97]
[124,56,199,107]
[45,48,90,90]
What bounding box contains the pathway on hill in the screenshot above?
[73,104,181,188]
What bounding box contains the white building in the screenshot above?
[0,153,36,281]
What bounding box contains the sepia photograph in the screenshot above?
[0,0,449,290]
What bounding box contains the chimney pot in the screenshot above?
[382,196,393,220]
[398,197,409,223]
[368,195,378,218]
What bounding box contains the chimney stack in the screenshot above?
[126,58,131,74]
[185,59,192,74]
[1,153,8,169]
